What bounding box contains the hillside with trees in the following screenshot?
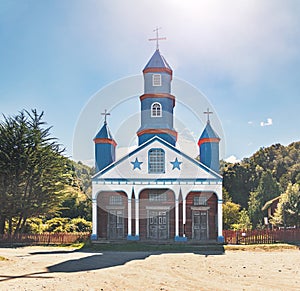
[222,142,300,229]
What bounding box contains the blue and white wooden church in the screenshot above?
[91,36,224,243]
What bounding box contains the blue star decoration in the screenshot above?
[170,157,182,170]
[131,157,143,170]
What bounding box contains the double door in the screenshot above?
[148,210,169,240]
[192,210,208,240]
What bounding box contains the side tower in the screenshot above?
[94,111,117,172]
[137,48,177,146]
[198,109,221,173]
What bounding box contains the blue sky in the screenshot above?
[1,0,299,164]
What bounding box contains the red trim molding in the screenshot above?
[198,138,220,146]
[143,67,172,75]
[140,93,175,101]
[140,93,175,107]
[137,128,178,140]
[94,138,117,147]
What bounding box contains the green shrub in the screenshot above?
[70,218,92,232]
[44,217,71,233]
[23,218,44,233]
[43,217,92,233]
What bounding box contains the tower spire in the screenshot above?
[94,109,116,172]
[198,109,220,173]
[148,27,166,50]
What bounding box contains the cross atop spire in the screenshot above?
[148,27,166,50]
[204,108,213,123]
[101,109,110,124]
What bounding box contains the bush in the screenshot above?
[23,218,44,234]
[69,218,92,232]
[44,217,92,233]
[44,217,71,233]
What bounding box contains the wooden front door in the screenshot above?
[148,210,168,240]
[192,210,208,240]
[108,210,124,239]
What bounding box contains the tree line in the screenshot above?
[222,142,300,229]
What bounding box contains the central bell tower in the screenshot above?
[137,48,177,146]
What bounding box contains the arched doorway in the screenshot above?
[185,191,218,241]
[139,188,175,240]
[97,191,128,240]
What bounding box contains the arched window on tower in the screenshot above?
[148,148,165,174]
[151,102,162,117]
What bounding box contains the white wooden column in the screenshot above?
[128,198,132,236]
[91,198,98,239]
[135,198,139,236]
[218,199,223,238]
[183,198,186,236]
[175,198,179,237]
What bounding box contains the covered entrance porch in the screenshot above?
[91,183,223,243]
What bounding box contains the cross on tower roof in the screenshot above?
[204,108,213,123]
[101,109,110,124]
[148,27,166,50]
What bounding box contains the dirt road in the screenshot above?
[0,246,299,290]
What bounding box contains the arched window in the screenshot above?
[148,148,165,173]
[151,102,162,117]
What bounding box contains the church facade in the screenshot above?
[91,48,224,243]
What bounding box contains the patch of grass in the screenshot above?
[224,243,299,252]
[82,241,225,253]
[43,242,85,249]
[81,240,300,253]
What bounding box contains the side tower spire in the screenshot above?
[94,110,117,172]
[198,109,221,173]
[137,29,177,146]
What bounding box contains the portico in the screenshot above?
[91,176,223,242]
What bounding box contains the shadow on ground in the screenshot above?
[47,251,152,273]
[0,272,54,282]
[0,245,225,283]
[45,245,224,273]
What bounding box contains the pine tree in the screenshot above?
[0,110,68,234]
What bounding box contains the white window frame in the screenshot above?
[109,195,123,205]
[149,193,167,202]
[152,74,162,86]
[194,196,207,206]
[151,102,162,117]
[148,148,165,174]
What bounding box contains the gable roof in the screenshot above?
[92,136,222,181]
[262,196,281,211]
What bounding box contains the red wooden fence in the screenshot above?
[223,229,300,245]
[0,230,299,245]
[0,232,90,245]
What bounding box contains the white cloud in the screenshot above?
[260,118,273,127]
[225,155,240,164]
